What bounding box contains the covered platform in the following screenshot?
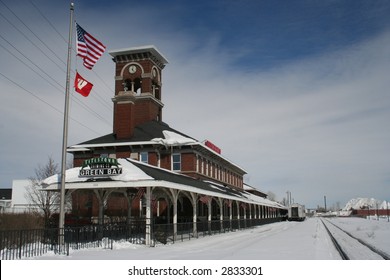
[42,158,286,245]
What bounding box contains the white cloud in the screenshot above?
[162,31,390,207]
[1,1,389,209]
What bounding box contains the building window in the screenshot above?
[172,153,181,171]
[140,152,148,164]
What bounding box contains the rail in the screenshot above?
[320,218,349,259]
[320,218,389,260]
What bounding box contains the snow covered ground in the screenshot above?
[2,217,389,280]
[30,217,389,260]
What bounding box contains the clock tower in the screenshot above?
[109,46,169,139]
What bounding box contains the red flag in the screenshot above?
[76,23,106,70]
[74,71,93,97]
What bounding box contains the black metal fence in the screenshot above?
[152,218,280,245]
[0,218,280,260]
[0,221,146,260]
[0,228,57,260]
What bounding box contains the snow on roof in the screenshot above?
[243,183,265,193]
[41,158,284,209]
[42,158,154,186]
[343,197,388,210]
[151,130,197,146]
[69,128,247,174]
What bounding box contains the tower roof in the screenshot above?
[109,45,169,66]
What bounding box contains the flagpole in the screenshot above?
[59,2,74,249]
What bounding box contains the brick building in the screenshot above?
[43,46,285,245]
[72,46,245,190]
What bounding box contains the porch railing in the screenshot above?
[152,218,280,245]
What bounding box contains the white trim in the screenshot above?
[69,141,156,149]
[108,45,169,65]
[42,179,282,208]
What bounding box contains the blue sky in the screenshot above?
[1,0,390,209]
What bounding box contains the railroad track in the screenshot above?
[320,218,389,260]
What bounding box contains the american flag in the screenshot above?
[76,23,106,70]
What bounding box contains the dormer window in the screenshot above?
[172,153,181,171]
[140,152,148,164]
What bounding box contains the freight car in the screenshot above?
[288,203,306,221]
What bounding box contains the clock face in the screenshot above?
[152,68,157,78]
[129,65,137,74]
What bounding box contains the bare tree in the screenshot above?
[25,157,60,226]
[266,191,277,202]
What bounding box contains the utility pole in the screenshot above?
[286,191,292,206]
[324,195,327,213]
[59,2,74,251]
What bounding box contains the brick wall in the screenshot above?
[134,98,160,124]
[113,101,135,139]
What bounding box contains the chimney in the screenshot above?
[112,92,136,139]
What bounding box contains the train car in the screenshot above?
[288,203,306,221]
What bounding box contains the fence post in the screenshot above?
[18,230,23,259]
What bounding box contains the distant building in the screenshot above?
[9,180,40,213]
[0,180,43,213]
[0,188,12,212]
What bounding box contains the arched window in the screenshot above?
[153,82,161,100]
[134,78,142,95]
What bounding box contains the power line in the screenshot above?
[28,0,113,110]
[0,10,65,73]
[0,0,66,69]
[91,67,116,97]
[0,34,65,92]
[0,34,112,127]
[29,0,68,44]
[0,0,113,129]
[0,70,104,135]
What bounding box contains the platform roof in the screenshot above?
[42,158,285,209]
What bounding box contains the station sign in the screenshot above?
[204,140,221,154]
[79,157,122,177]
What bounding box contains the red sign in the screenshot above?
[205,140,221,154]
